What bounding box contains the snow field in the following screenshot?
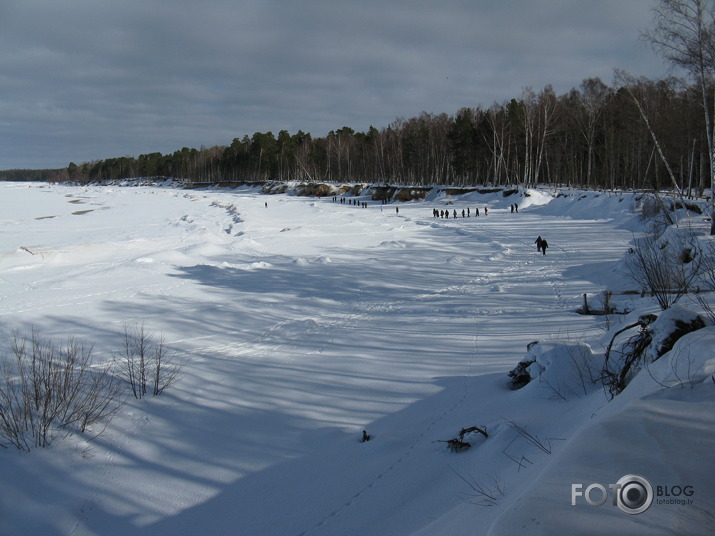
[0,182,712,535]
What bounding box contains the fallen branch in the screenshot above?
[437,438,471,452]
[459,425,489,441]
[603,316,654,372]
[437,425,489,452]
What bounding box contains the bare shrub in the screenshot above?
[566,343,601,396]
[504,418,560,455]
[695,240,715,323]
[449,467,505,507]
[501,418,564,472]
[116,323,181,399]
[0,330,125,451]
[639,195,670,232]
[626,227,702,310]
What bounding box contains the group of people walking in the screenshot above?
[326,196,549,255]
[428,203,550,256]
[535,236,549,255]
[432,206,489,219]
[333,197,369,208]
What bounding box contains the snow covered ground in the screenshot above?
[0,181,713,535]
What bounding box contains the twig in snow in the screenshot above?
[448,466,504,507]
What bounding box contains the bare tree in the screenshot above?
[577,78,611,186]
[642,0,715,233]
[487,103,513,185]
[615,70,685,202]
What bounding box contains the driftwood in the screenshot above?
[602,312,704,397]
[437,425,489,452]
[459,426,488,441]
[438,438,471,452]
[601,315,655,397]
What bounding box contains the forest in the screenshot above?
[0,75,709,195]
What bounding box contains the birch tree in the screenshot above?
[643,0,715,232]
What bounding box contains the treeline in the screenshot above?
[48,76,715,193]
[0,168,68,182]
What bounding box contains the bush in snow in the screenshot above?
[0,330,125,451]
[694,239,715,324]
[507,341,601,399]
[637,194,672,230]
[115,323,181,399]
[625,224,702,310]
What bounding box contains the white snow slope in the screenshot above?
[0,182,713,535]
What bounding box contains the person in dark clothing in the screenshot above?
[541,238,548,255]
[535,236,543,253]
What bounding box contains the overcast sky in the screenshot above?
[1,0,671,170]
